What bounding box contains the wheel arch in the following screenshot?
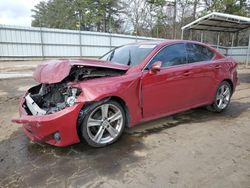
[76,96,131,141]
[109,96,131,128]
[222,79,234,93]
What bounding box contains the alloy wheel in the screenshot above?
[86,103,124,144]
[216,84,231,110]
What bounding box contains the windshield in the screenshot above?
[100,44,156,66]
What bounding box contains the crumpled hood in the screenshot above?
[33,59,129,84]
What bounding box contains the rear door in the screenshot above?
[185,43,218,105]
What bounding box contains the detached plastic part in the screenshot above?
[25,94,46,116]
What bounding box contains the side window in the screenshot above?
[149,43,187,68]
[186,43,214,63]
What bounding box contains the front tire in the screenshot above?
[81,100,126,147]
[207,81,232,112]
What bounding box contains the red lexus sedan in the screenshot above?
[12,40,238,147]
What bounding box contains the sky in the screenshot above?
[0,0,44,26]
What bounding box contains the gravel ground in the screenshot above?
[0,61,250,188]
[0,61,38,79]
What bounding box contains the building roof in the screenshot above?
[181,12,250,33]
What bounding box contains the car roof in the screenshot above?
[126,39,211,47]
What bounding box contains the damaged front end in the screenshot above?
[25,83,81,115]
[24,65,126,115]
[12,60,128,146]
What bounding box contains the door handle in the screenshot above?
[215,65,221,69]
[183,71,192,76]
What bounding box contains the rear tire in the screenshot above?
[207,81,232,112]
[80,99,126,147]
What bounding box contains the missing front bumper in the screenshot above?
[12,98,84,147]
[25,94,46,116]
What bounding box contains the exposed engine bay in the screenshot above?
[24,66,126,115]
[65,65,125,82]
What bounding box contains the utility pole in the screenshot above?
[39,14,44,59]
[192,0,198,21]
[173,0,177,39]
[157,25,159,38]
[166,0,177,39]
[75,11,82,57]
[109,16,112,50]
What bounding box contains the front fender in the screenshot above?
[72,74,142,126]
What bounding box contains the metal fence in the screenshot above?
[0,24,249,64]
[0,25,163,60]
[212,45,250,64]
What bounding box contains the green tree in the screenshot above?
[203,0,250,16]
[31,0,124,32]
[31,1,49,27]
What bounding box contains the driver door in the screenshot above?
[141,43,195,119]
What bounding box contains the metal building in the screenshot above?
[181,12,250,66]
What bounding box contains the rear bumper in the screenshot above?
[12,96,84,147]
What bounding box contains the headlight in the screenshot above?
[66,96,76,106]
[66,88,81,106]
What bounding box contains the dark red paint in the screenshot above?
[12,40,238,147]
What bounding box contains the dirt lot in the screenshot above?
[0,61,250,188]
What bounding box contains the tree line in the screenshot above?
[32,0,250,45]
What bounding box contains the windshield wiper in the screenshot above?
[127,49,131,66]
[109,50,115,61]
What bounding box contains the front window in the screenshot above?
[100,44,156,66]
[148,43,187,68]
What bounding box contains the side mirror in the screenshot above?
[150,61,162,74]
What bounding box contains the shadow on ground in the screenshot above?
[239,73,250,84]
[128,100,250,137]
